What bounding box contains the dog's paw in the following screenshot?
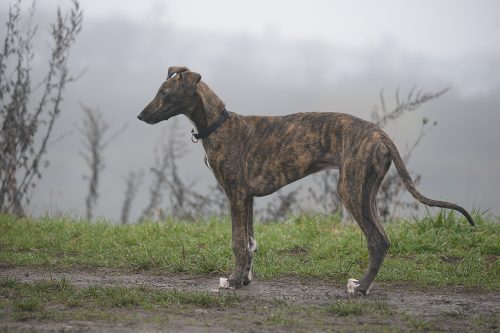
[219,277,231,289]
[347,278,359,295]
[347,278,371,296]
[243,270,253,286]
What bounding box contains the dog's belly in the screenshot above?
[247,161,338,197]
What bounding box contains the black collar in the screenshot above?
[191,109,230,142]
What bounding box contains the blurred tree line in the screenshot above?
[0,0,447,223]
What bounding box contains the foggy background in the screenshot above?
[1,0,499,221]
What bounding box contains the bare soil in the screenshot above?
[1,266,498,332]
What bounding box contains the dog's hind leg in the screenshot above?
[338,142,391,295]
[228,194,254,288]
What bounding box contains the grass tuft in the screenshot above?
[327,299,364,316]
[14,298,40,312]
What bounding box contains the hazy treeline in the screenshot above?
[0,0,446,223]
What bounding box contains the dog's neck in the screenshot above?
[186,81,226,133]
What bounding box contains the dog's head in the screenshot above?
[137,66,201,124]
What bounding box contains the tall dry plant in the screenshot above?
[139,122,184,221]
[80,105,126,220]
[120,170,143,224]
[0,0,82,215]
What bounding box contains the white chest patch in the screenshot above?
[204,154,214,173]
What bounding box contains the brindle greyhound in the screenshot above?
[137,66,474,295]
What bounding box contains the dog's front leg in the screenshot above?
[243,196,256,285]
[228,194,253,289]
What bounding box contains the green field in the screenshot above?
[1,212,499,332]
[1,211,498,290]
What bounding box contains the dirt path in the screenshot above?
[1,267,499,332]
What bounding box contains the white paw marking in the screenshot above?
[219,277,235,289]
[219,277,229,288]
[347,278,359,295]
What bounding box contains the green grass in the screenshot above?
[0,211,498,289]
[0,277,239,322]
[0,277,238,310]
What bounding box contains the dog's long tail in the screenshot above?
[381,135,475,226]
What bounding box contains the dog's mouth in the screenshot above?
[137,105,182,124]
[137,110,161,124]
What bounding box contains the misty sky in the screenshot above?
[1,0,499,220]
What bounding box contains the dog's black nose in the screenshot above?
[137,114,143,120]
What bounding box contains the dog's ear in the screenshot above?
[167,66,190,79]
[180,71,201,95]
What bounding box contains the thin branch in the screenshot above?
[372,86,450,128]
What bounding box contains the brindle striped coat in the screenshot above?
[138,66,474,295]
